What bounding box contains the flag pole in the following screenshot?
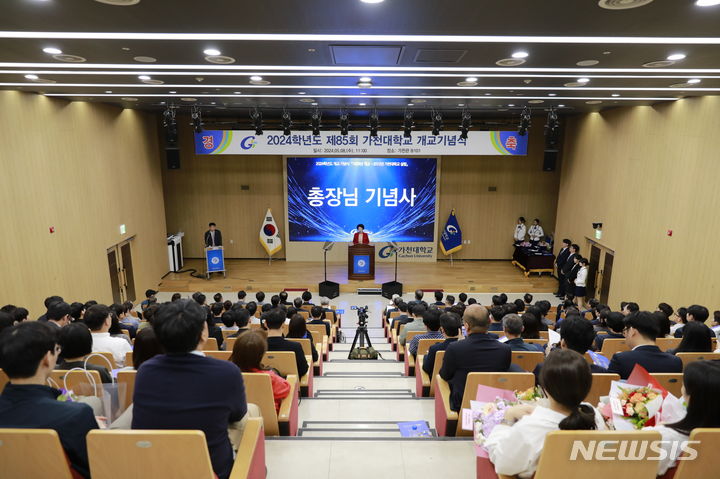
[450,252,453,266]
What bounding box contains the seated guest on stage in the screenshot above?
[56,323,112,383]
[433,290,444,306]
[227,310,252,338]
[391,301,410,333]
[132,299,247,479]
[85,304,132,366]
[409,309,443,358]
[352,224,370,244]
[488,306,505,332]
[607,311,683,379]
[668,321,713,354]
[308,306,331,336]
[301,291,314,307]
[265,309,309,378]
[534,316,606,382]
[211,302,225,325]
[646,360,720,476]
[0,322,98,478]
[287,314,318,363]
[502,314,542,352]
[439,305,512,412]
[255,291,266,306]
[399,304,427,346]
[279,291,292,306]
[204,222,223,247]
[230,331,290,413]
[486,349,607,479]
[593,311,625,351]
[319,297,337,324]
[673,304,714,339]
[236,290,247,306]
[422,313,462,377]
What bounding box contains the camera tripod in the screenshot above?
[347,321,374,359]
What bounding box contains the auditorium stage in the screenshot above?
[158,258,556,295]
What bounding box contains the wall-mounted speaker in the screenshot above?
[166,148,180,169]
[543,149,558,172]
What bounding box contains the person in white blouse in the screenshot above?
[514,217,527,243]
[485,349,607,479]
[574,258,589,309]
[645,360,720,476]
[528,218,544,243]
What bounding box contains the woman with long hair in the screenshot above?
[668,321,712,354]
[485,349,606,478]
[286,314,319,363]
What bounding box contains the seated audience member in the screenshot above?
[223,300,232,312]
[408,289,424,309]
[439,305,512,411]
[301,291,314,307]
[12,307,29,324]
[245,301,258,322]
[37,295,64,322]
[712,310,720,336]
[520,312,542,340]
[488,306,505,332]
[220,310,239,332]
[227,309,252,338]
[206,310,225,350]
[85,304,132,366]
[513,299,526,314]
[0,322,98,478]
[308,305,331,336]
[669,306,687,336]
[211,302,225,325]
[235,290,247,306]
[422,313,462,377]
[593,311,625,351]
[292,297,306,311]
[467,298,478,305]
[131,327,164,369]
[444,295,455,310]
[622,301,639,316]
[502,314,543,352]
[108,311,133,343]
[409,309,443,357]
[457,293,468,306]
[279,291,292,306]
[213,293,223,304]
[270,295,281,309]
[433,290,444,306]
[668,321,713,354]
[534,316,606,381]
[47,301,72,329]
[264,309,309,378]
[485,349,606,478]
[230,330,291,413]
[391,301,410,332]
[110,303,136,338]
[523,293,533,309]
[69,302,85,323]
[673,304,714,339]
[646,360,720,475]
[286,314,318,363]
[653,311,672,338]
[491,295,503,306]
[192,292,207,306]
[319,297,337,324]
[255,291,266,306]
[56,323,112,383]
[607,311,683,379]
[657,302,674,324]
[0,312,14,334]
[132,299,247,479]
[171,293,182,302]
[140,289,157,312]
[527,305,552,329]
[399,304,427,346]
[261,303,273,315]
[0,304,16,314]
[120,302,141,329]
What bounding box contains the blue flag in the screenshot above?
[439,210,462,255]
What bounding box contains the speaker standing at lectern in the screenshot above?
[352,224,370,245]
[204,222,223,247]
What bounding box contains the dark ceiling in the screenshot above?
[1,0,720,124]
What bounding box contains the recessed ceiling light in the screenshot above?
[548,93,557,96]
[298,91,306,94]
[496,58,526,67]
[210,101,216,105]
[576,59,599,66]
[181,97,197,102]
[138,75,151,80]
[359,102,366,106]
[407,103,414,106]
[667,53,686,61]
[696,0,720,6]
[577,78,590,83]
[307,48,316,52]
[465,77,478,82]
[52,54,86,63]
[688,78,701,84]
[360,0,384,3]
[204,48,221,56]
[564,82,584,87]
[508,103,515,107]
[643,60,675,68]
[528,99,544,104]
[169,90,177,94]
[512,51,529,59]
[585,100,603,104]
[311,102,318,106]
[95,0,141,5]
[598,0,654,9]
[234,91,241,94]
[142,79,164,85]
[24,74,39,80]
[484,93,491,96]
[43,47,62,55]
[205,55,235,64]
[457,103,465,107]
[558,104,566,107]
[299,98,316,103]
[133,56,157,63]
[611,93,620,97]
[359,76,372,82]
[105,90,112,93]
[497,108,509,112]
[121,97,138,102]
[357,81,372,88]
[250,75,262,81]
[603,51,612,55]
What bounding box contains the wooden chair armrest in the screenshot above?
[435,375,457,420]
[229,417,264,479]
[278,375,298,421]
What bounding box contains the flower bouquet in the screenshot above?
[611,384,662,429]
[56,388,79,403]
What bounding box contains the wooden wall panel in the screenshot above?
[555,96,720,309]
[0,91,168,316]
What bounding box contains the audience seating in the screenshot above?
[0,428,81,479]
[116,370,136,414]
[650,373,684,398]
[585,373,620,406]
[405,338,444,376]
[225,337,237,351]
[263,351,313,397]
[510,351,544,372]
[242,372,299,436]
[671,428,718,479]
[538,331,549,340]
[203,338,219,351]
[491,430,662,479]
[0,369,8,393]
[49,370,103,398]
[306,324,330,358]
[287,337,323,376]
[390,324,404,351]
[87,418,266,479]
[600,338,630,357]
[204,350,232,361]
[396,330,423,362]
[656,337,682,352]
[436,372,534,437]
[416,350,445,398]
[85,351,117,369]
[676,352,720,368]
[222,330,236,339]
[124,351,133,369]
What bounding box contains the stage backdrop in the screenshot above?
[284,157,440,263]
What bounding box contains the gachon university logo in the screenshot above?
[240,136,257,150]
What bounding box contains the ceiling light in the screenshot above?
[121,97,138,101]
[667,53,686,61]
[457,103,465,107]
[43,47,62,55]
[696,0,720,6]
[407,103,414,106]
[133,56,157,63]
[203,48,221,56]
[298,91,306,94]
[250,75,262,81]
[359,76,372,82]
[138,75,151,80]
[311,102,318,106]
[508,103,515,107]
[558,104,565,107]
[357,80,372,88]
[576,59,599,66]
[512,51,529,59]
[360,0,385,3]
[465,77,478,82]
[169,90,177,93]
[24,74,39,80]
[548,93,557,96]
[578,78,590,83]
[234,91,241,94]
[688,78,701,83]
[359,102,366,106]
[105,90,112,93]
[611,93,620,97]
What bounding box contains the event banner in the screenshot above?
[195,130,527,156]
[287,157,437,243]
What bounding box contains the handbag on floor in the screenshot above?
[349,346,380,360]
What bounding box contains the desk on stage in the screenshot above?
[348,244,375,281]
[511,245,555,277]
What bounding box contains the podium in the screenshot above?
[205,246,226,279]
[348,244,375,281]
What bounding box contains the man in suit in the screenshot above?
[607,311,683,380]
[488,306,505,332]
[594,311,625,351]
[132,300,247,479]
[391,301,410,333]
[399,304,429,346]
[432,290,445,306]
[278,291,292,306]
[502,314,543,352]
[555,239,573,298]
[440,304,512,411]
[204,222,223,247]
[407,290,425,310]
[319,297,337,324]
[563,248,581,298]
[308,306,331,336]
[37,295,64,321]
[672,304,714,339]
[264,309,309,378]
[0,322,98,479]
[423,312,462,377]
[301,291,314,307]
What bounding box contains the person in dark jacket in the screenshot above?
[264,309,309,378]
[56,322,112,383]
[422,312,462,377]
[502,314,543,352]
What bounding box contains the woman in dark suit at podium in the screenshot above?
[352,224,370,244]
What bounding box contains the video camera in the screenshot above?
[351,305,369,326]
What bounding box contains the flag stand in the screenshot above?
[450,253,454,266]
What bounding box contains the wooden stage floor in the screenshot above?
[159,259,557,295]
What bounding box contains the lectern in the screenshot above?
[348,244,375,280]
